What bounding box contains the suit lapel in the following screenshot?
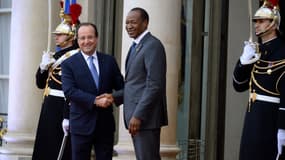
[125,43,142,72]
[125,32,151,77]
[97,52,104,91]
[77,52,98,91]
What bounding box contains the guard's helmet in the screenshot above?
[52,16,74,48]
[52,1,82,47]
[52,20,74,36]
[252,0,280,31]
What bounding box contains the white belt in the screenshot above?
[250,93,280,104]
[48,88,65,98]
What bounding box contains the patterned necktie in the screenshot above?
[126,42,137,69]
[130,42,137,56]
[88,56,99,87]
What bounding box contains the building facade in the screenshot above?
[0,0,260,159]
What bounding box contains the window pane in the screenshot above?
[0,79,8,114]
[0,0,11,8]
[0,13,10,75]
[0,0,11,117]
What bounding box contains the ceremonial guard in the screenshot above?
[32,1,81,160]
[233,0,285,159]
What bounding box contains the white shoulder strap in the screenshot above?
[51,49,79,69]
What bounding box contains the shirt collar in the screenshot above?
[81,50,98,61]
[133,30,149,44]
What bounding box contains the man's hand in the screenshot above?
[40,51,55,71]
[240,41,260,65]
[62,119,69,136]
[128,116,141,136]
[95,93,114,108]
[278,129,285,154]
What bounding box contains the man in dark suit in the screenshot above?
[61,22,124,160]
[101,7,168,160]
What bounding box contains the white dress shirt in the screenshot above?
[81,51,100,75]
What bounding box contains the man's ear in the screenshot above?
[143,20,148,29]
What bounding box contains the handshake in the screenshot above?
[62,93,115,135]
[95,93,114,108]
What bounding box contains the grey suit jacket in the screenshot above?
[114,32,168,130]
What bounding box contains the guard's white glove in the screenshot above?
[62,119,69,136]
[39,51,55,71]
[240,41,260,65]
[277,129,285,154]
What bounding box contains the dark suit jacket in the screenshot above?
[61,51,124,135]
[114,32,168,130]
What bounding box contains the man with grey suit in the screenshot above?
[101,7,168,160]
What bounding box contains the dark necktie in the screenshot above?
[126,42,137,69]
[130,42,137,56]
[88,56,99,87]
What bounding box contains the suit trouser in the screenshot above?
[132,128,161,160]
[71,131,114,160]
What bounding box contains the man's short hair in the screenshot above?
[76,22,99,38]
[131,7,149,23]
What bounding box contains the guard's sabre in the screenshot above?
[276,153,280,160]
[248,0,253,42]
[47,0,52,52]
[57,134,68,160]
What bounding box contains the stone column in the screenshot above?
[114,0,181,159]
[0,0,59,159]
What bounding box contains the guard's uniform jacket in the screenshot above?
[32,45,78,160]
[233,37,285,160]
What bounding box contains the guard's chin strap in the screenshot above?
[57,36,74,48]
[256,21,276,37]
